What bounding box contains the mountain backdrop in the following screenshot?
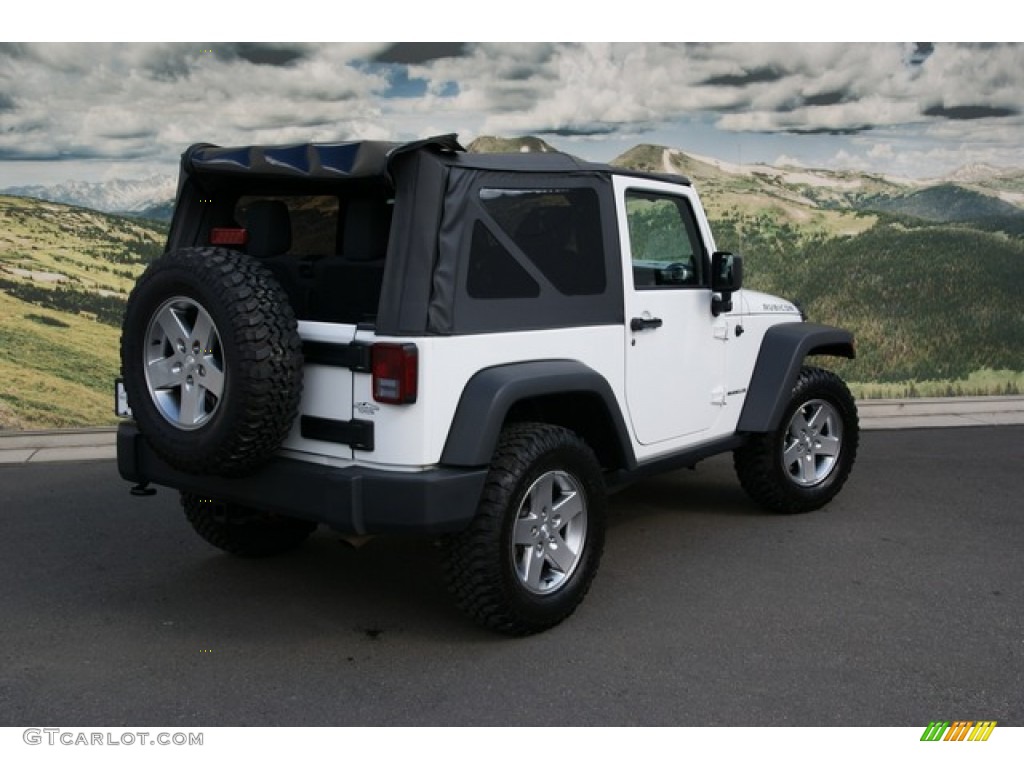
[3,175,177,221]
[1,137,1022,428]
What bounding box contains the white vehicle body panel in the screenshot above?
[281,174,808,472]
[287,325,627,469]
[281,320,358,461]
[613,175,729,448]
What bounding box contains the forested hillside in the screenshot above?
[713,214,1023,383]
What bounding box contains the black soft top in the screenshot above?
[183,134,460,183]
[182,133,690,187]
[173,134,690,336]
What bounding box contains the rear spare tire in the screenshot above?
[120,247,302,476]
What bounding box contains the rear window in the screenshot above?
[235,195,339,255]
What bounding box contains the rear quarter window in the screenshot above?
[472,187,606,297]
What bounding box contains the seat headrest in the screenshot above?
[246,200,292,258]
[343,199,393,262]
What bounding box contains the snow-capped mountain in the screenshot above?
[942,163,1008,184]
[2,175,176,214]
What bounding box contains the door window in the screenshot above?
[625,191,705,289]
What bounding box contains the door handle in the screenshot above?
[630,316,663,331]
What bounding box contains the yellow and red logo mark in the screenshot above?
[920,721,996,741]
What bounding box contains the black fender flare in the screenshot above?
[736,322,855,433]
[440,360,635,468]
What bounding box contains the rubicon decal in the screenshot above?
[920,721,997,741]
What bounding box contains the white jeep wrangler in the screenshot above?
[117,135,858,635]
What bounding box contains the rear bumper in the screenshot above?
[117,423,488,535]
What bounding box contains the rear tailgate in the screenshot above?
[281,320,361,461]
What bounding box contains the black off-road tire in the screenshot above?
[181,493,317,557]
[120,247,302,476]
[442,423,607,636]
[734,366,859,514]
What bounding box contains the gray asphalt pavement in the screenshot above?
[1,425,1022,726]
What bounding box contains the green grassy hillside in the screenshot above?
[612,144,878,239]
[0,196,166,428]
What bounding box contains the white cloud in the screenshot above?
[0,42,1022,183]
[0,43,393,163]
[773,155,807,168]
[406,42,1024,145]
[867,143,895,161]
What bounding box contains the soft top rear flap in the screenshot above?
[182,134,465,186]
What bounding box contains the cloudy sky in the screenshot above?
[1,41,1022,186]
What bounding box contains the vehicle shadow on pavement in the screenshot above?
[92,530,479,644]
[608,456,759,529]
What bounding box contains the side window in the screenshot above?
[467,221,540,299]
[625,191,705,289]
[472,187,606,297]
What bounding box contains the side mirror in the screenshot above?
[711,251,743,292]
[710,252,743,316]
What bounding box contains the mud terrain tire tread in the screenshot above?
[120,247,302,476]
[734,366,859,514]
[441,422,607,636]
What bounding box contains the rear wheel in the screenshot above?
[442,423,606,636]
[734,366,859,514]
[181,493,316,557]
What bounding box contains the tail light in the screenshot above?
[371,343,418,404]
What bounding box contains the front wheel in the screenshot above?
[734,366,859,514]
[441,423,607,636]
